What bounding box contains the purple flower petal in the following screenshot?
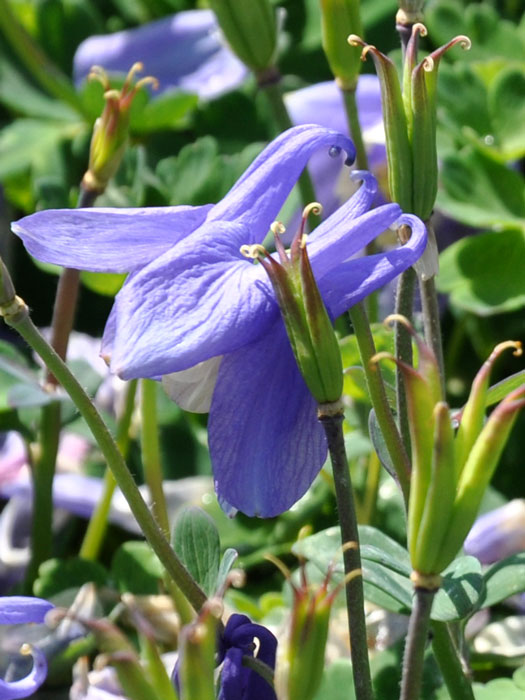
[110,220,276,378]
[465,500,525,565]
[208,320,326,518]
[0,596,53,625]
[208,125,355,235]
[73,10,248,100]
[0,645,48,699]
[12,204,212,274]
[320,214,428,318]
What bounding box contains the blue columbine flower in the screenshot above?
[0,596,53,699]
[73,9,248,100]
[218,614,277,700]
[12,124,426,517]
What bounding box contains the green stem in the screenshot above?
[141,379,170,537]
[341,86,380,323]
[400,586,436,700]
[0,0,86,115]
[318,409,373,700]
[349,302,411,502]
[431,622,475,700]
[258,71,317,210]
[23,403,59,591]
[0,278,207,612]
[342,87,369,171]
[24,184,99,589]
[394,266,416,456]
[80,379,138,560]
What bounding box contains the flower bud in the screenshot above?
[375,319,525,575]
[208,0,277,74]
[320,0,363,90]
[83,63,158,194]
[243,205,343,405]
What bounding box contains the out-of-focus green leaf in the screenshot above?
[112,541,164,595]
[437,148,525,230]
[340,324,396,403]
[34,557,108,598]
[80,271,126,296]
[488,66,525,161]
[480,553,525,609]
[314,659,356,700]
[486,371,525,407]
[131,91,198,133]
[0,118,82,179]
[438,229,525,315]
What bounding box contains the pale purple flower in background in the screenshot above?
[465,499,525,565]
[0,596,53,699]
[73,9,247,100]
[13,125,426,517]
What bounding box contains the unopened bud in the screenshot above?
[208,0,277,74]
[83,63,158,194]
[177,605,218,700]
[320,0,363,90]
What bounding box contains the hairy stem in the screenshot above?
[25,184,99,589]
[349,302,411,502]
[0,275,207,611]
[400,586,436,700]
[318,409,373,700]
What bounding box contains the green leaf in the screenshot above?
[111,541,164,595]
[0,118,83,179]
[438,229,525,315]
[473,677,525,700]
[34,557,108,598]
[0,58,79,120]
[172,506,221,596]
[437,148,525,230]
[488,66,525,160]
[480,552,525,609]
[216,548,239,593]
[432,556,483,622]
[340,324,396,403]
[314,659,356,700]
[292,528,482,620]
[0,341,57,411]
[131,91,198,133]
[80,271,126,297]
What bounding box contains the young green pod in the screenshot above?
[320,0,363,90]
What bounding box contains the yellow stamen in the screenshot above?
[240,244,266,260]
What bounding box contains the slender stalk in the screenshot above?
[394,266,416,456]
[141,379,170,537]
[23,403,60,590]
[0,0,86,115]
[342,87,369,171]
[258,70,317,209]
[318,409,373,700]
[361,450,381,525]
[349,302,411,502]
[419,273,446,396]
[80,379,138,560]
[431,622,475,700]
[341,86,380,323]
[24,184,99,589]
[400,586,436,700]
[0,281,207,612]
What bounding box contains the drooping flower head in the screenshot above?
[13,125,426,518]
[0,596,53,699]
